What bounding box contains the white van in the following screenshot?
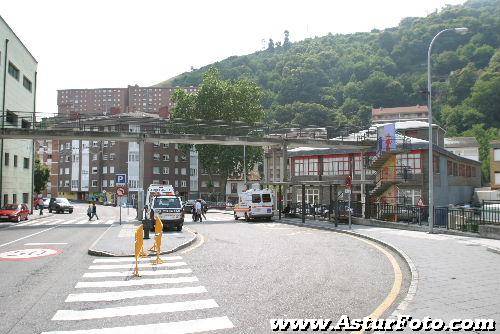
[146,184,184,231]
[234,189,274,221]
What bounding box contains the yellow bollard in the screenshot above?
[152,216,165,265]
[133,225,146,277]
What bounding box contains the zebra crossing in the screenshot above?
[15,217,116,227]
[40,255,234,334]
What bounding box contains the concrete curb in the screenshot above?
[280,218,418,319]
[486,246,500,255]
[88,225,198,257]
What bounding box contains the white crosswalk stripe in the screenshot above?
[41,316,234,334]
[93,256,182,263]
[75,276,198,288]
[82,268,192,278]
[88,262,187,270]
[42,256,234,333]
[65,286,206,302]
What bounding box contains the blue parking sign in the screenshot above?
[116,174,127,186]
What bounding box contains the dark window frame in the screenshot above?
[23,76,32,92]
[8,62,20,80]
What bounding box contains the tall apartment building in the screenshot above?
[0,15,37,207]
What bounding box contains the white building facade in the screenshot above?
[0,15,37,207]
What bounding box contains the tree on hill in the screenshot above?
[171,68,264,198]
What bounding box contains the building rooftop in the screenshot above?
[372,105,429,116]
[444,137,479,148]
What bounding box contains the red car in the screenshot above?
[0,204,30,222]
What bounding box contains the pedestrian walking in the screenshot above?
[87,204,93,221]
[149,207,155,225]
[38,197,44,215]
[92,202,99,220]
[200,199,207,220]
[195,199,203,222]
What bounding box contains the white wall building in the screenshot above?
[444,137,480,162]
[0,15,37,207]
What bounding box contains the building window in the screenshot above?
[12,194,17,204]
[397,153,422,174]
[181,168,187,175]
[110,153,115,160]
[175,168,179,175]
[433,155,440,174]
[494,149,500,162]
[102,180,108,187]
[91,180,98,187]
[64,180,69,187]
[472,167,476,177]
[22,193,29,204]
[92,167,98,174]
[4,153,8,166]
[153,142,160,148]
[296,188,319,204]
[23,76,32,92]
[109,180,115,187]
[13,155,18,167]
[163,154,169,161]
[110,166,115,173]
[175,180,179,187]
[66,143,71,149]
[3,194,8,205]
[60,168,63,174]
[8,62,19,80]
[453,162,458,176]
[103,141,108,148]
[398,188,422,205]
[163,167,169,174]
[231,183,238,193]
[103,166,108,174]
[322,156,349,176]
[92,154,98,161]
[201,181,208,188]
[459,164,465,177]
[466,165,471,178]
[23,158,29,169]
[153,154,160,161]
[163,143,169,148]
[213,181,220,188]
[447,160,453,176]
[175,155,179,162]
[65,168,69,174]
[181,180,187,188]
[153,167,160,174]
[103,154,108,160]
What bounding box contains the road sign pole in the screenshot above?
[119,197,122,225]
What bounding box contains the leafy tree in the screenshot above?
[34,159,50,194]
[283,30,291,50]
[172,68,264,197]
[267,38,275,51]
[447,63,478,106]
[462,124,500,182]
[470,52,500,127]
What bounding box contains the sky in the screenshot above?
[0,0,466,116]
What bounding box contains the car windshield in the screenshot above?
[262,194,272,203]
[2,204,19,210]
[56,198,70,205]
[252,194,261,203]
[154,197,181,209]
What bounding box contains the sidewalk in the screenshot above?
[281,217,500,324]
[88,220,197,257]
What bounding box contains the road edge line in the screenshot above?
[280,219,419,320]
[87,224,116,257]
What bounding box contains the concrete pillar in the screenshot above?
[263,148,268,186]
[281,142,288,208]
[272,149,276,183]
[136,139,145,220]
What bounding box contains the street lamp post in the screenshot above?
[427,27,468,233]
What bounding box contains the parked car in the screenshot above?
[0,203,30,222]
[183,200,196,213]
[43,198,51,209]
[49,198,74,214]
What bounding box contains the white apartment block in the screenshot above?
[0,15,37,207]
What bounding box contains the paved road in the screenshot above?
[0,208,408,333]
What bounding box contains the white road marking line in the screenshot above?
[75,276,198,288]
[93,256,182,263]
[75,220,91,225]
[65,285,207,302]
[60,219,79,225]
[24,242,68,246]
[52,299,218,321]
[105,219,115,224]
[42,316,234,333]
[88,262,187,270]
[82,268,192,278]
[24,219,61,227]
[0,226,58,248]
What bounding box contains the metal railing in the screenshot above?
[365,202,428,225]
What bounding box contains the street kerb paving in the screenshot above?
[88,220,197,257]
[280,217,500,326]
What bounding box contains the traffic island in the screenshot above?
[88,221,197,257]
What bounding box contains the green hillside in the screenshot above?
[160,0,500,178]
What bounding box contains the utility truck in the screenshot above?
[233,188,274,221]
[146,184,184,231]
